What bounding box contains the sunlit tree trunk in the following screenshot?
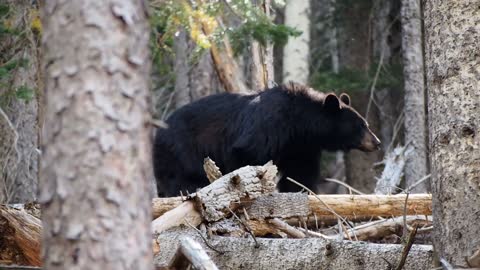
[401,0,428,191]
[40,0,153,269]
[424,0,480,266]
[282,0,310,84]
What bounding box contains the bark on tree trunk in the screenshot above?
[371,0,397,149]
[401,0,428,192]
[0,0,40,203]
[250,0,275,90]
[424,0,480,266]
[282,0,310,84]
[40,1,154,269]
[338,1,384,193]
[173,30,223,110]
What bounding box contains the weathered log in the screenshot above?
[151,201,202,236]
[0,206,41,266]
[151,163,278,234]
[151,197,183,219]
[154,228,434,270]
[8,193,432,222]
[152,193,431,220]
[306,193,431,217]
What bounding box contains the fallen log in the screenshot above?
[152,193,431,220]
[0,206,42,267]
[7,193,432,223]
[155,228,434,270]
[151,163,278,235]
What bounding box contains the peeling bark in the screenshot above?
[424,0,480,266]
[40,1,153,269]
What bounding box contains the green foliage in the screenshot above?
[0,59,35,103]
[148,0,301,58]
[228,20,302,56]
[14,86,35,101]
[310,62,404,94]
[147,0,302,114]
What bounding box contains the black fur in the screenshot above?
[153,83,379,196]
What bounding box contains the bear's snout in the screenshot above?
[358,129,381,152]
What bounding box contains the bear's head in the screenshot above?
[322,93,381,152]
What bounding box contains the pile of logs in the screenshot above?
[3,160,463,269]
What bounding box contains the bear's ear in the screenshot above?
[340,93,351,106]
[324,93,341,112]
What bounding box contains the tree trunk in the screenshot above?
[282,0,310,84]
[372,0,396,151]
[0,0,40,203]
[401,0,428,192]
[250,0,275,90]
[424,0,480,266]
[337,1,384,193]
[172,30,223,110]
[40,1,153,269]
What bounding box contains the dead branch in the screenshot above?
[175,236,219,270]
[269,218,306,238]
[344,216,430,241]
[306,194,431,217]
[203,157,223,183]
[375,144,411,194]
[395,225,418,270]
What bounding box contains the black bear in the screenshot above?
[152,82,380,196]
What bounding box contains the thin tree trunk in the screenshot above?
[0,0,40,203]
[401,0,428,191]
[338,1,384,193]
[40,1,153,269]
[424,0,480,266]
[372,0,397,151]
[173,30,222,110]
[250,0,275,90]
[282,0,310,84]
